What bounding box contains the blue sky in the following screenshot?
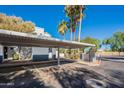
[0,5,124,41]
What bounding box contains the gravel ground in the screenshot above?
[0,60,124,88]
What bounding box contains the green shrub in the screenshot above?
[13,52,19,60]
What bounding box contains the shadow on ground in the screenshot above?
[0,69,50,88]
[53,67,124,88]
[0,61,124,88]
[107,69,124,83]
[0,59,75,73]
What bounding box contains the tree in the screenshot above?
[81,37,100,51]
[64,5,78,41]
[58,20,68,40]
[0,13,35,33]
[64,5,85,41]
[77,6,85,42]
[103,32,124,54]
[64,5,73,41]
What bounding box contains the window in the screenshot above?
[49,48,52,52]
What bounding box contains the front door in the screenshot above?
[4,47,8,59]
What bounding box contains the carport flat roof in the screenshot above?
[0,29,95,48]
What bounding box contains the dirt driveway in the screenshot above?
[0,60,124,88]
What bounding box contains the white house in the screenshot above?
[0,27,95,63]
[32,27,57,61]
[0,27,57,63]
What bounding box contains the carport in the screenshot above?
[0,29,95,66]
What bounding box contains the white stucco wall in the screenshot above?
[32,47,57,60]
[32,47,49,55]
[56,51,64,58]
[0,44,3,56]
[52,48,56,55]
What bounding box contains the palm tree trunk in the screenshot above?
[63,34,66,40]
[74,31,76,41]
[78,7,83,42]
[78,18,82,42]
[70,29,72,41]
[78,9,83,59]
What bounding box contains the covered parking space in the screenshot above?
[0,29,95,66]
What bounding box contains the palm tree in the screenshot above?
[77,5,85,42]
[65,5,76,41]
[64,5,85,41]
[58,20,68,40]
[71,21,76,41]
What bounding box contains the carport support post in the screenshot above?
[57,47,60,66]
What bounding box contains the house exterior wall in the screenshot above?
[32,47,49,61]
[55,51,64,59]
[52,48,56,59]
[32,47,56,61]
[0,45,57,63]
[0,45,3,63]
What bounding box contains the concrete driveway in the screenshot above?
[0,59,124,88]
